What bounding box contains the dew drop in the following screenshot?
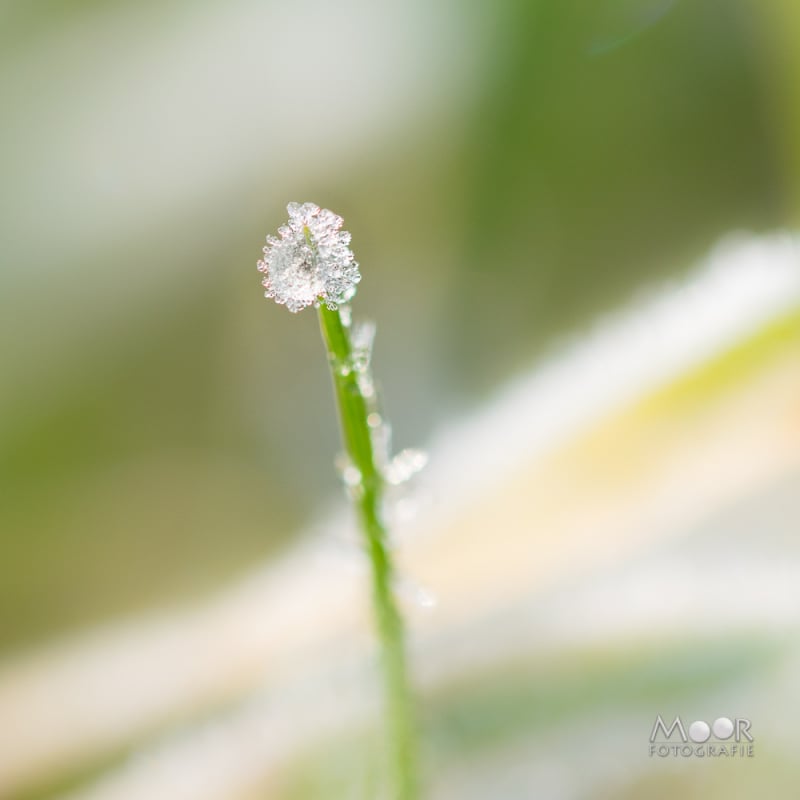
[370,421,392,471]
[384,448,428,485]
[329,355,353,377]
[335,453,362,488]
[358,375,376,399]
[350,321,376,374]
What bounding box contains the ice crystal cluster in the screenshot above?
[257,202,361,312]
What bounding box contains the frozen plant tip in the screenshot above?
[257,201,361,313]
[256,203,420,799]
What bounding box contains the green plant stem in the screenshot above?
[318,304,418,800]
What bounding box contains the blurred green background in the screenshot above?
[1,1,799,797]
[2,0,797,652]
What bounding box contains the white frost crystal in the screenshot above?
[257,202,361,312]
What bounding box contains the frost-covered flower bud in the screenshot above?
[257,202,361,313]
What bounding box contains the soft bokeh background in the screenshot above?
[1,0,799,798]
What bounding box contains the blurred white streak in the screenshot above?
[423,232,800,512]
[0,232,798,798]
[0,536,370,797]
